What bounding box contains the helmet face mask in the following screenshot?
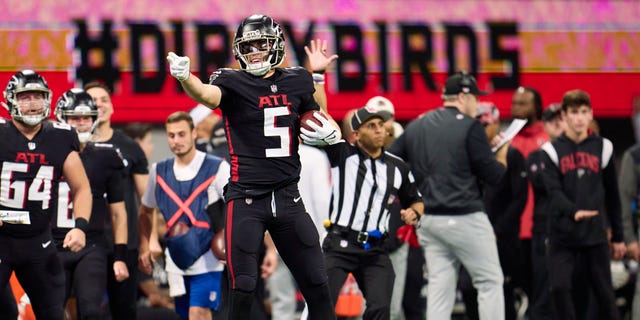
[55,88,99,143]
[3,70,52,126]
[233,15,286,76]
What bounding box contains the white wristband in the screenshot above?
[312,73,325,85]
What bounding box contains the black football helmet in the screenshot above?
[233,14,286,76]
[3,70,52,126]
[55,88,99,143]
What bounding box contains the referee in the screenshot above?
[319,105,424,319]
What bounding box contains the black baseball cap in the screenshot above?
[443,72,489,96]
[351,105,392,130]
[542,103,562,121]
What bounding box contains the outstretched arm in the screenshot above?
[167,52,223,108]
[109,201,130,282]
[301,39,341,147]
[138,204,157,275]
[62,151,92,252]
[306,39,339,74]
[305,39,338,114]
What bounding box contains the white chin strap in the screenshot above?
[245,61,271,76]
[77,132,92,144]
[18,114,46,126]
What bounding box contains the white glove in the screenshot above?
[300,112,341,146]
[300,133,326,146]
[166,52,191,82]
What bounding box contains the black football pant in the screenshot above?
[548,242,619,320]
[213,267,270,319]
[0,282,17,319]
[225,183,335,320]
[59,243,107,319]
[530,232,552,320]
[107,248,138,320]
[323,232,395,320]
[0,230,65,320]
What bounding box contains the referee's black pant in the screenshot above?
[323,231,395,320]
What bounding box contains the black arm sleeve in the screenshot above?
[397,167,423,209]
[493,148,528,236]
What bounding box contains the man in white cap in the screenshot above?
[189,104,220,154]
[366,96,404,147]
[365,96,410,320]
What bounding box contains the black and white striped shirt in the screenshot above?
[324,141,422,234]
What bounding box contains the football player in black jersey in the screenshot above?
[84,81,149,319]
[53,88,130,319]
[0,70,92,320]
[167,14,340,320]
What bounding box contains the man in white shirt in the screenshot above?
[139,111,229,320]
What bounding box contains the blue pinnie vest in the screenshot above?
[155,155,222,269]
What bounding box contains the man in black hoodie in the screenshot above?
[526,103,565,320]
[540,89,626,320]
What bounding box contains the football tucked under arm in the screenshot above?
[300,111,341,146]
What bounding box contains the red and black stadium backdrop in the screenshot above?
[1,1,639,122]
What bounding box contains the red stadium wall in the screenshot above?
[0,1,638,122]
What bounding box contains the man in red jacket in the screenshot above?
[510,86,548,299]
